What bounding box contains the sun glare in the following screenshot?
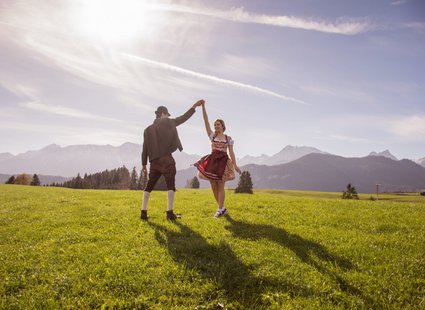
[74,0,165,43]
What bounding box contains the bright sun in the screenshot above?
[75,0,165,42]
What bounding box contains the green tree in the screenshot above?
[75,173,83,189]
[235,171,253,194]
[342,183,359,199]
[14,173,32,185]
[30,174,41,186]
[5,175,15,184]
[137,169,147,190]
[130,167,138,190]
[187,176,200,189]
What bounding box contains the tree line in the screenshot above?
[5,167,255,193]
[52,166,147,190]
[5,174,40,186]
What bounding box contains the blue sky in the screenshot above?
[0,0,424,160]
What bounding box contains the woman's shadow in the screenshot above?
[223,215,372,304]
[147,221,322,307]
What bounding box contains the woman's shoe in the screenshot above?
[213,208,228,218]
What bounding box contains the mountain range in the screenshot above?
[238,145,327,166]
[176,154,425,193]
[1,143,424,192]
[0,143,334,177]
[0,143,199,177]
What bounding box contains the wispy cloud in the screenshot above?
[24,35,307,105]
[388,115,425,141]
[0,119,139,147]
[402,22,425,33]
[158,5,371,35]
[301,84,378,105]
[121,53,307,105]
[20,101,121,122]
[391,0,408,6]
[326,134,373,144]
[0,82,40,100]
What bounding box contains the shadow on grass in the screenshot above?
[224,215,375,307]
[148,221,320,308]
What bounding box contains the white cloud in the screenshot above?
[211,54,275,78]
[0,119,139,147]
[391,0,408,6]
[19,101,122,122]
[388,115,425,141]
[326,134,373,143]
[121,53,307,105]
[301,84,378,105]
[159,5,371,35]
[4,20,305,106]
[0,82,40,100]
[402,22,425,33]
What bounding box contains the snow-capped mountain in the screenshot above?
[416,157,425,168]
[238,145,327,166]
[369,150,398,161]
[0,143,199,177]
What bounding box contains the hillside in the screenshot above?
[177,153,425,193]
[2,143,424,192]
[237,153,425,193]
[4,151,424,193]
[1,185,424,309]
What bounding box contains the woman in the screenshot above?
[194,102,241,218]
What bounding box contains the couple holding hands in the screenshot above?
[141,99,241,220]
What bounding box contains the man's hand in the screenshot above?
[142,165,147,176]
[193,99,204,109]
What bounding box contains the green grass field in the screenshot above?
[0,185,424,309]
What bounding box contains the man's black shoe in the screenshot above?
[140,210,148,220]
[166,210,181,220]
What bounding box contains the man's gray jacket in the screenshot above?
[142,107,196,166]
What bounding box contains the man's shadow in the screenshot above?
[224,215,373,305]
[148,221,321,307]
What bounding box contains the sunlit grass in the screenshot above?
[0,185,424,309]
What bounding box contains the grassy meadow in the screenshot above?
[0,184,424,309]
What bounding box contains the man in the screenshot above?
[141,99,204,220]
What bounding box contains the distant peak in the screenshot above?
[279,145,321,153]
[42,144,61,150]
[120,142,139,147]
[369,150,397,160]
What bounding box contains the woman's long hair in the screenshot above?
[214,119,226,134]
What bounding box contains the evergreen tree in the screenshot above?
[130,167,138,190]
[118,166,131,189]
[187,176,200,189]
[75,173,83,189]
[55,166,134,190]
[30,174,41,186]
[83,173,89,189]
[137,169,147,190]
[5,175,15,184]
[235,171,253,194]
[342,183,359,199]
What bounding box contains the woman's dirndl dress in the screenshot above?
[194,132,235,181]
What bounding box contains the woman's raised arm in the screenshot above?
[202,102,212,137]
